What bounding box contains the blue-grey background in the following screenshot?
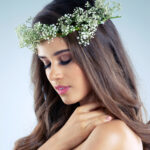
[0,0,150,149]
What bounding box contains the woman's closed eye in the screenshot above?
[43,54,72,70]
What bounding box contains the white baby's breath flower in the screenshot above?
[16,0,121,53]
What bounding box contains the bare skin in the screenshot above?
[38,103,142,150]
[37,37,114,149]
[73,120,143,150]
[37,38,142,150]
[38,102,113,150]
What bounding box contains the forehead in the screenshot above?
[37,37,68,56]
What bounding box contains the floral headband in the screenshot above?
[16,0,121,54]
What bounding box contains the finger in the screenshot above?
[79,110,106,120]
[85,115,112,130]
[85,115,112,133]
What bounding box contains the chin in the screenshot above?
[61,97,80,105]
[62,100,76,105]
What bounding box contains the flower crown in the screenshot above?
[16,0,121,54]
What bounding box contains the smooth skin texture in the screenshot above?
[37,38,143,150]
[73,120,143,150]
[37,37,93,106]
[37,102,113,150]
[37,37,114,150]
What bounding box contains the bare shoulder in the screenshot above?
[82,119,143,150]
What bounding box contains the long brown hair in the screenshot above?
[14,0,150,149]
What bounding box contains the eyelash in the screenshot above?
[43,58,72,70]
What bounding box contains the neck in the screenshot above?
[79,91,98,106]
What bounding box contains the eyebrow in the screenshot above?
[38,49,70,59]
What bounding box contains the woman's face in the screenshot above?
[37,37,92,105]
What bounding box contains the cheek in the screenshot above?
[70,64,91,93]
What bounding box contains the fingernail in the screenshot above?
[106,116,112,121]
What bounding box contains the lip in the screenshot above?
[55,85,71,95]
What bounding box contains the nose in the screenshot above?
[47,64,63,81]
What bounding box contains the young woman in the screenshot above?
[14,0,150,149]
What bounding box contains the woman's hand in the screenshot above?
[57,102,113,150]
[38,102,113,150]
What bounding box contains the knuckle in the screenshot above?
[96,116,107,123]
[89,121,96,129]
[80,121,86,129]
[76,113,83,122]
[75,107,81,113]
